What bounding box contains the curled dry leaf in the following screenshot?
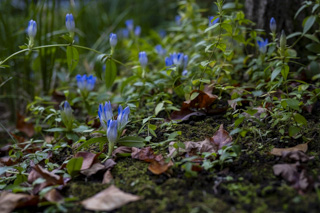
[80,163,106,177]
[132,147,173,175]
[0,192,38,213]
[28,165,65,194]
[16,113,34,138]
[270,143,308,156]
[81,185,140,211]
[170,90,218,121]
[75,151,99,170]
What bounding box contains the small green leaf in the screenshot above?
[66,46,79,72]
[77,137,107,151]
[271,67,281,81]
[155,102,164,116]
[289,126,300,137]
[294,113,307,126]
[286,99,300,110]
[303,16,316,34]
[118,136,145,147]
[105,59,117,89]
[204,23,220,33]
[45,128,66,132]
[67,157,83,177]
[281,65,289,81]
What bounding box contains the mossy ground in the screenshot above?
[59,112,320,213]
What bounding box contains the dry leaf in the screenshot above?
[80,163,106,176]
[112,146,132,158]
[81,185,140,211]
[102,170,113,184]
[44,189,63,203]
[270,143,308,156]
[16,113,34,138]
[75,152,99,170]
[104,159,117,170]
[212,124,232,149]
[131,147,173,175]
[0,156,15,166]
[0,192,38,213]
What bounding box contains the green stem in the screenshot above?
[108,142,114,157]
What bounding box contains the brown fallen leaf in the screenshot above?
[212,124,232,150]
[102,170,113,184]
[104,159,117,170]
[44,189,64,203]
[81,185,140,211]
[273,163,312,193]
[112,146,132,158]
[80,163,106,177]
[0,156,16,166]
[16,113,35,138]
[270,143,309,156]
[28,165,65,194]
[170,90,219,121]
[75,152,100,170]
[281,151,313,163]
[0,192,38,213]
[131,147,173,175]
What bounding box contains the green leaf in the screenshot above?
[66,46,79,72]
[155,102,164,116]
[105,59,117,89]
[222,2,236,10]
[45,128,66,132]
[303,16,316,34]
[77,137,107,151]
[204,23,220,33]
[304,34,320,43]
[294,113,307,126]
[67,157,83,177]
[286,99,300,111]
[281,65,289,81]
[271,67,281,81]
[117,136,145,148]
[306,43,320,53]
[289,126,300,137]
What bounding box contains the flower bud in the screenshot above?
[134,26,141,37]
[139,51,148,68]
[27,20,37,39]
[155,45,166,57]
[107,119,118,144]
[175,15,181,25]
[98,101,113,130]
[109,33,117,48]
[270,17,276,33]
[65,13,75,38]
[60,101,74,131]
[117,106,130,130]
[257,38,268,54]
[125,19,134,31]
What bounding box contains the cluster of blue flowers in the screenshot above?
[125,19,141,37]
[98,102,130,145]
[165,52,189,75]
[76,74,97,92]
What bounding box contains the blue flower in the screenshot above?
[159,30,166,39]
[117,105,130,130]
[109,33,117,48]
[182,70,188,76]
[270,17,276,33]
[107,120,118,144]
[175,15,181,25]
[134,26,141,36]
[172,52,184,66]
[120,28,129,38]
[208,16,219,27]
[65,13,75,33]
[63,101,72,118]
[98,101,113,130]
[139,51,148,68]
[27,20,37,39]
[165,56,173,67]
[125,19,134,31]
[155,45,166,57]
[76,74,97,91]
[257,38,268,53]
